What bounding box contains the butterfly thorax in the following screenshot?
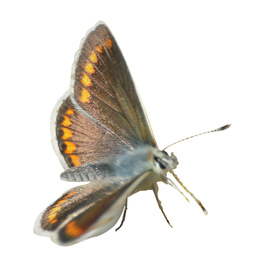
[114,146,179,194]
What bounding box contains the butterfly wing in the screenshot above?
[34,170,151,246]
[52,22,157,169]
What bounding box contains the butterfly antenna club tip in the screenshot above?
[216,124,231,131]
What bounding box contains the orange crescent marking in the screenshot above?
[89,51,98,63]
[105,38,112,49]
[70,155,82,167]
[61,115,71,127]
[81,72,92,87]
[61,127,73,140]
[80,88,91,103]
[96,44,103,53]
[64,141,76,154]
[85,61,95,74]
[66,108,74,115]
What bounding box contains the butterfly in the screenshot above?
[34,21,230,246]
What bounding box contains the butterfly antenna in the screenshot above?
[162,124,231,151]
[170,171,208,215]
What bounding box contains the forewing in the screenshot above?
[34,170,151,246]
[52,22,157,169]
[72,22,156,147]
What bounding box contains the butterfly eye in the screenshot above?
[154,156,167,170]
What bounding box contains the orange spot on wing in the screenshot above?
[96,44,103,53]
[61,127,73,140]
[80,88,91,103]
[65,220,84,238]
[66,191,76,198]
[48,206,62,223]
[56,192,76,207]
[62,115,71,127]
[89,51,98,63]
[81,72,92,87]
[47,192,77,224]
[48,213,58,224]
[85,61,95,74]
[48,206,61,223]
[50,206,62,214]
[66,108,74,115]
[64,141,76,154]
[70,155,82,167]
[105,38,112,49]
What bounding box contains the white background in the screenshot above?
[1,0,270,259]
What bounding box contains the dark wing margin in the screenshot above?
[51,21,157,169]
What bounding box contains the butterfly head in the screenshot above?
[153,150,179,173]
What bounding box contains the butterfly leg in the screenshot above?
[152,183,172,228]
[115,200,128,231]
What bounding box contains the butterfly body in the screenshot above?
[60,145,178,192]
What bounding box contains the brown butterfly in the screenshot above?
[34,21,230,246]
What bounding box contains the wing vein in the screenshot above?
[70,95,134,148]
